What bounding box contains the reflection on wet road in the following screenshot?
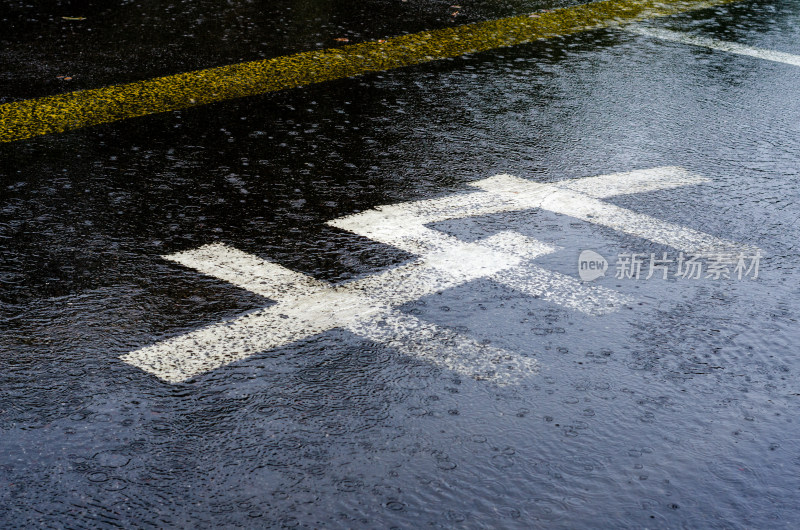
[2,0,800,527]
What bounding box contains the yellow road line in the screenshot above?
[0,0,739,143]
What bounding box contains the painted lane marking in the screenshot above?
[0,0,742,143]
[164,242,327,298]
[471,175,749,255]
[123,232,554,384]
[345,229,629,315]
[331,166,754,255]
[122,166,758,384]
[626,26,800,67]
[495,264,627,314]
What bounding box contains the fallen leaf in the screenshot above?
[61,16,86,21]
[334,37,349,42]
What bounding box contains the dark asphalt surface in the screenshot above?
[2,0,800,527]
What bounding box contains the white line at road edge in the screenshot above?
[123,167,758,384]
[625,26,800,67]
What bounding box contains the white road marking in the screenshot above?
[348,311,536,383]
[123,166,757,384]
[555,166,708,198]
[472,175,747,254]
[626,25,800,68]
[332,166,753,255]
[166,243,327,298]
[123,232,550,383]
[494,264,627,315]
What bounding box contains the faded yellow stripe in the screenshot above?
[0,0,739,143]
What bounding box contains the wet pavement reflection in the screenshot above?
[2,0,800,527]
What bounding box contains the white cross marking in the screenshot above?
[122,167,755,384]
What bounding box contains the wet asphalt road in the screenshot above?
[2,0,800,527]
